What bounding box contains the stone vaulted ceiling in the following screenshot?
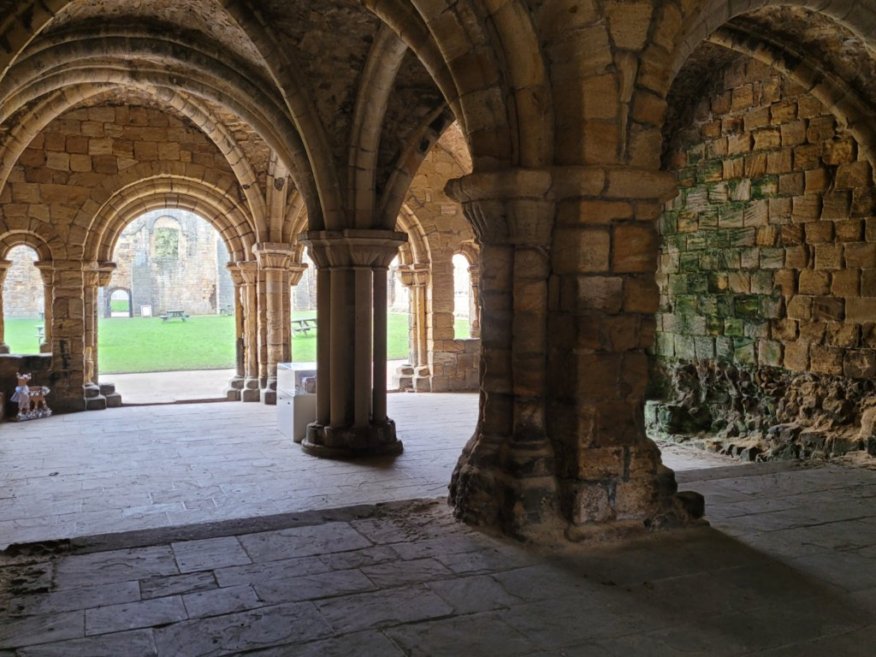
[1,0,452,232]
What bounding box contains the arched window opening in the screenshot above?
[2,245,45,354]
[152,216,181,260]
[452,253,472,339]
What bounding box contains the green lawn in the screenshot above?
[5,317,42,355]
[4,313,471,373]
[6,313,444,374]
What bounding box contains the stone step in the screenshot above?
[83,384,101,399]
[86,395,107,411]
[99,383,116,396]
[105,393,123,408]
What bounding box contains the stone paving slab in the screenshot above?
[0,461,874,656]
[0,394,741,548]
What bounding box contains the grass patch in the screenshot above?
[5,317,42,355]
[5,313,473,374]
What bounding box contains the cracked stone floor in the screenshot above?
[1,394,874,655]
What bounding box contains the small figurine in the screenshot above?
[11,372,52,421]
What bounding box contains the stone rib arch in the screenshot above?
[84,176,255,264]
[219,0,343,229]
[0,76,276,223]
[705,24,876,169]
[455,240,479,267]
[378,107,454,230]
[0,58,297,172]
[670,0,876,84]
[0,78,271,232]
[347,25,409,227]
[0,231,55,262]
[396,204,431,268]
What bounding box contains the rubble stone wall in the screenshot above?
[654,58,876,460]
[106,210,234,317]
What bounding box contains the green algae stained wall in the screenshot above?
[656,58,876,381]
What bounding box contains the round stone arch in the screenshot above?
[368,0,553,170]
[84,176,256,265]
[0,231,56,263]
[669,0,876,83]
[0,77,275,230]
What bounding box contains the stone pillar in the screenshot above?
[446,169,702,542]
[446,170,561,540]
[82,264,100,388]
[35,261,54,353]
[93,263,115,383]
[300,229,406,458]
[82,262,115,387]
[49,259,87,412]
[253,243,298,405]
[468,263,481,339]
[396,263,431,390]
[238,261,261,402]
[0,259,11,354]
[224,263,245,400]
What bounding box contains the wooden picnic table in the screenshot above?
[160,310,189,322]
[292,318,318,335]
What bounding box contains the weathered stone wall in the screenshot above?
[105,209,234,317]
[653,58,876,459]
[3,246,42,318]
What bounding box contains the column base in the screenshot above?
[261,388,277,405]
[39,343,51,354]
[0,344,8,354]
[301,419,403,458]
[450,431,706,543]
[241,388,261,402]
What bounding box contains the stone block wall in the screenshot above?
[653,58,876,460]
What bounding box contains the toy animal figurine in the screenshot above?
[11,372,52,421]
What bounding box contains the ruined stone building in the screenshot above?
[0,0,874,600]
[99,209,236,319]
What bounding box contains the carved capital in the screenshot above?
[445,169,555,247]
[96,261,117,288]
[396,263,430,288]
[301,229,407,269]
[34,260,54,286]
[237,260,259,285]
[226,262,244,286]
[288,264,307,286]
[253,242,296,271]
[0,259,11,286]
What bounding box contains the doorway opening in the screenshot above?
[98,209,235,403]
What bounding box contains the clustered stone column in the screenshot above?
[300,229,406,457]
[397,263,431,391]
[225,263,246,400]
[253,243,297,405]
[0,259,11,354]
[34,261,54,353]
[81,261,116,394]
[238,261,260,402]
